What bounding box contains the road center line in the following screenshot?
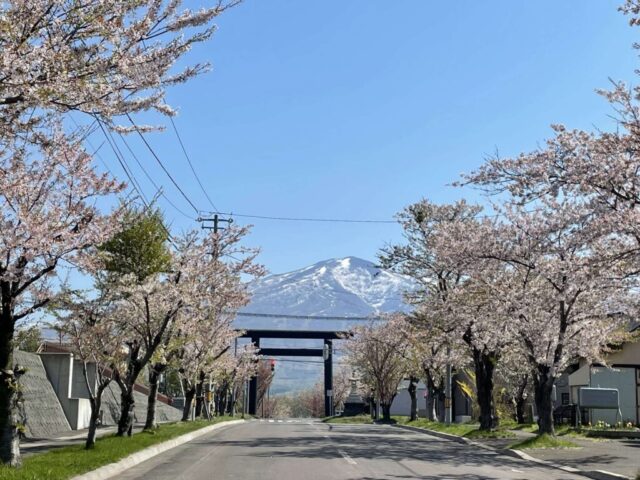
[337,449,357,465]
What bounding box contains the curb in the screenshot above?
[70,419,244,480]
[392,424,632,480]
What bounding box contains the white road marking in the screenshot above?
[268,419,275,423]
[338,449,357,465]
[277,420,283,423]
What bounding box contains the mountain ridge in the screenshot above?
[235,257,414,394]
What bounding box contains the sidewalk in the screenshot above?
[472,429,640,479]
[396,422,639,480]
[524,436,640,479]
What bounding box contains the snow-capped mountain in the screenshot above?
[242,256,412,317]
[235,257,415,394]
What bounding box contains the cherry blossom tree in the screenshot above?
[54,287,128,449]
[0,0,242,466]
[169,226,262,422]
[400,316,459,422]
[382,200,510,430]
[0,132,123,465]
[109,225,261,432]
[497,348,532,425]
[466,203,633,435]
[344,315,411,421]
[210,344,259,416]
[0,0,240,139]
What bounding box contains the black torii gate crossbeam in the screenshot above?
[236,329,348,417]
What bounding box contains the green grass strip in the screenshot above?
[0,416,236,480]
[395,417,517,438]
[323,415,373,424]
[509,433,578,450]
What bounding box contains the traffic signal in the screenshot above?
[270,359,276,372]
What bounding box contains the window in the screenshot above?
[561,393,570,405]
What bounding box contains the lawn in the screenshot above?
[0,416,236,480]
[323,415,373,424]
[394,417,515,439]
[509,433,578,450]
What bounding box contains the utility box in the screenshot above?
[578,387,619,409]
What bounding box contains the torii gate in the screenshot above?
[237,329,347,417]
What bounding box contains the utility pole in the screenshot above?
[197,214,233,233]
[444,346,452,424]
[231,338,238,417]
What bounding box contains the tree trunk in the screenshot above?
[425,370,438,421]
[533,367,555,435]
[115,349,143,437]
[0,296,20,466]
[194,371,205,418]
[515,374,529,425]
[473,348,498,431]
[86,410,99,449]
[408,376,418,422]
[117,385,136,437]
[381,403,392,422]
[144,368,161,430]
[182,387,196,422]
[86,396,101,449]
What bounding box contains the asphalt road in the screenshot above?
[117,419,588,480]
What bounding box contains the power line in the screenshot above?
[262,358,350,365]
[116,131,197,221]
[170,116,219,212]
[201,211,398,224]
[96,118,150,207]
[236,312,386,322]
[126,113,201,215]
[86,117,179,244]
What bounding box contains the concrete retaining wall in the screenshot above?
[101,382,182,426]
[16,350,182,437]
[14,350,71,439]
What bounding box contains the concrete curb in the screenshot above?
[70,419,244,480]
[392,424,632,480]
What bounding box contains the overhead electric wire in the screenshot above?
[126,113,201,215]
[236,312,385,322]
[196,206,544,226]
[116,131,197,221]
[69,117,118,183]
[170,116,219,212]
[200,211,398,224]
[96,118,151,207]
[262,358,349,365]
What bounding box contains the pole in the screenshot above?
[248,337,259,415]
[324,339,333,417]
[231,338,238,416]
[444,349,452,424]
[198,214,232,232]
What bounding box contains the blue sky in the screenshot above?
[93,1,639,275]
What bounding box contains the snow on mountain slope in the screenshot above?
[235,257,414,394]
[240,256,412,318]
